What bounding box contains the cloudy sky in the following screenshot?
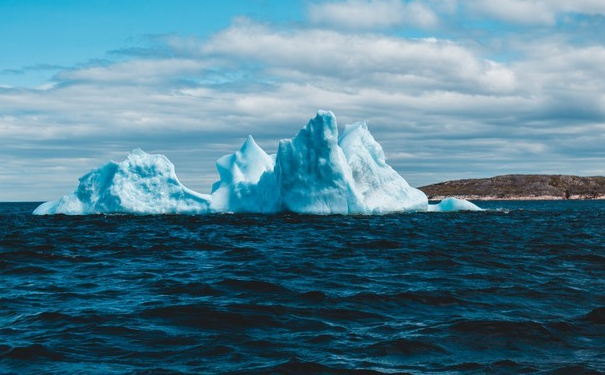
[1,0,604,201]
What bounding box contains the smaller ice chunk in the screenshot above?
[210,135,276,212]
[428,197,483,212]
[33,149,211,215]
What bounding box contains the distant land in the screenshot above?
[419,175,605,200]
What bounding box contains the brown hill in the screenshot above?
[419,174,605,200]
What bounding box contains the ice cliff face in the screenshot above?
[275,111,365,214]
[339,121,428,213]
[34,111,480,215]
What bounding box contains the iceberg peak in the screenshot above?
[306,110,339,141]
[214,134,273,188]
[210,135,275,212]
[339,120,426,213]
[275,109,364,214]
[240,134,258,153]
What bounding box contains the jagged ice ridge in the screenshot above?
[33,111,481,215]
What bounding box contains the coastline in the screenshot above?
[419,174,605,202]
[427,195,605,201]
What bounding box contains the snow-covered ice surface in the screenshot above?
[34,111,481,215]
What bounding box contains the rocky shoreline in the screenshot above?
[419,174,605,201]
[426,195,605,201]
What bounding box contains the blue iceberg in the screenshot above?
[33,149,211,215]
[428,197,483,212]
[34,111,480,215]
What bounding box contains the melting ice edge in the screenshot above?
[34,111,481,215]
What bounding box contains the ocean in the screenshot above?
[1,201,604,374]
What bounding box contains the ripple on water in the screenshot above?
[1,201,605,374]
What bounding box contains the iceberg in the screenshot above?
[33,149,211,215]
[34,111,481,215]
[427,197,483,212]
[208,110,429,214]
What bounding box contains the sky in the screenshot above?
[1,0,605,201]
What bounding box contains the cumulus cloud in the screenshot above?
[56,59,208,85]
[308,0,605,29]
[199,21,517,95]
[1,11,605,200]
[468,0,605,26]
[563,0,605,14]
[308,0,439,29]
[468,0,556,25]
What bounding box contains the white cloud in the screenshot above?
[308,0,439,29]
[555,0,605,15]
[469,0,556,25]
[468,0,605,26]
[308,0,605,30]
[1,15,605,200]
[56,58,208,84]
[200,21,516,95]
[405,1,441,28]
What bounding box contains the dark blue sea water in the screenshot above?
[1,201,605,375]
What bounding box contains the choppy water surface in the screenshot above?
[1,201,605,374]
